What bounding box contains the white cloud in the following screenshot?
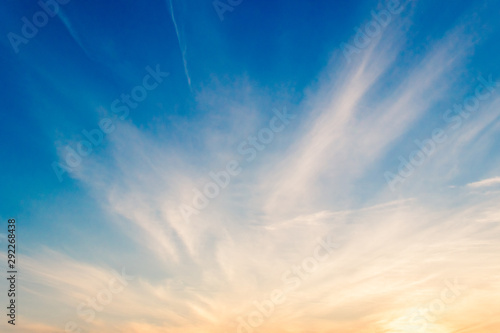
[467,176,500,188]
[21,8,500,333]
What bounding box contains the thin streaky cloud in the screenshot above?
[466,176,500,188]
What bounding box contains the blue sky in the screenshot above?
[1,0,500,332]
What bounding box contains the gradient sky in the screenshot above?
[1,0,500,332]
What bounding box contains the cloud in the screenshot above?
[166,0,192,90]
[14,2,500,333]
[466,176,500,188]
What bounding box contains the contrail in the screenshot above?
[167,0,192,91]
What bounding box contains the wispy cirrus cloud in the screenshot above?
[3,1,500,332]
[466,176,500,188]
[29,12,499,333]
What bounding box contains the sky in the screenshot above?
[0,0,500,332]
